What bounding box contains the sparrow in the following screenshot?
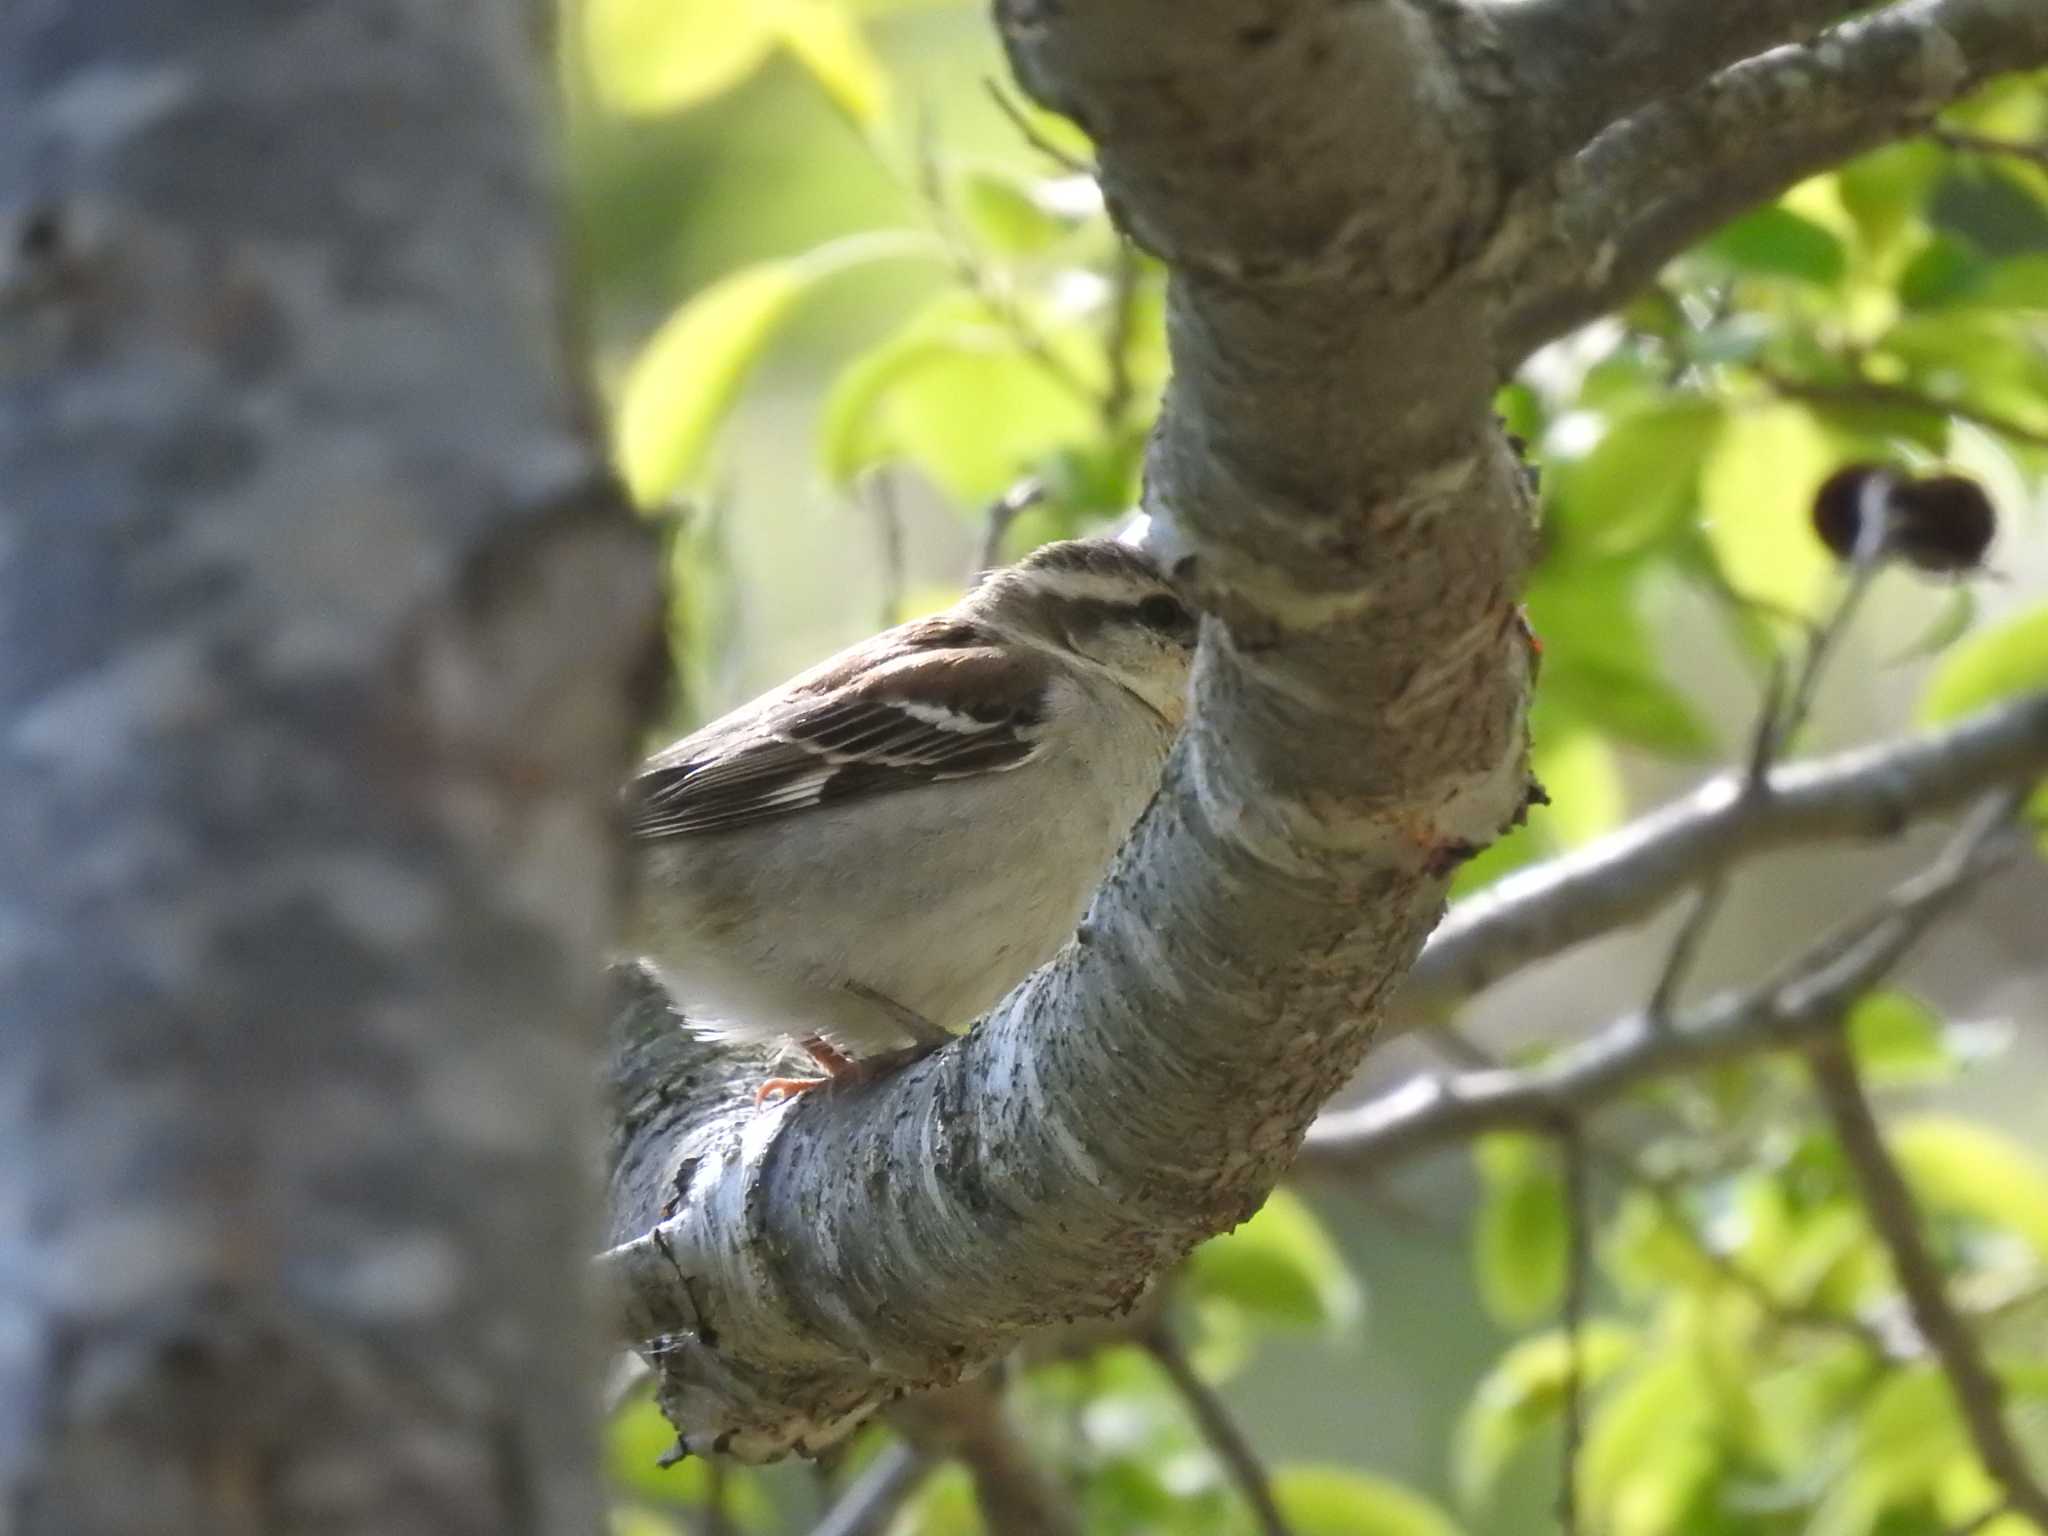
[623,537,1199,1096]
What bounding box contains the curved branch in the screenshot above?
[602,0,1544,1463]
[1808,1033,2048,1529]
[1303,792,2025,1171]
[1490,0,1851,168]
[1403,691,2048,1016]
[1493,0,2048,365]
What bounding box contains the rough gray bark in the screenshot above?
[603,0,2048,1464]
[0,5,657,1534]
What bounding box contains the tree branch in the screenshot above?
[1142,1323,1293,1536]
[1493,0,2048,364]
[807,1443,932,1536]
[1807,1033,2048,1529]
[1491,0,1851,169]
[1303,793,2025,1171]
[892,1383,1080,1536]
[1401,692,2048,1017]
[597,0,2048,1469]
[603,0,1547,1462]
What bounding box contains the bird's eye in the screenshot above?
[1135,593,1194,636]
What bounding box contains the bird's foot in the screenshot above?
[754,1033,944,1105]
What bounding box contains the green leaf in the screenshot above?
[1838,141,1945,258]
[1900,234,1990,309]
[771,0,890,126]
[957,168,1076,255]
[616,261,809,505]
[1184,1188,1363,1333]
[1473,1135,1568,1327]
[1698,403,1838,617]
[1919,602,2048,724]
[1532,726,1625,847]
[1706,206,1849,285]
[1808,1366,1962,1536]
[1578,1356,1714,1535]
[1846,992,1954,1085]
[1884,586,1977,667]
[1272,1467,1466,1536]
[1455,1325,1638,1505]
[606,1399,777,1528]
[1524,562,1716,758]
[582,0,775,114]
[620,237,935,505]
[818,296,1100,502]
[1544,400,1721,558]
[1542,660,1717,758]
[1891,1115,2048,1263]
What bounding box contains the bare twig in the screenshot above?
[1758,367,2048,453]
[1401,692,2048,1018]
[893,1381,1081,1536]
[1930,126,2048,173]
[1496,0,2048,364]
[701,1457,733,1536]
[1143,1322,1295,1536]
[1557,1125,1590,1536]
[1304,794,2025,1170]
[1100,240,1144,434]
[914,113,1099,410]
[1652,516,1881,1020]
[982,77,1094,175]
[864,468,907,630]
[975,478,1046,576]
[1808,1022,2048,1529]
[807,1442,932,1536]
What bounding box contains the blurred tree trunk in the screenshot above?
[0,5,655,1533]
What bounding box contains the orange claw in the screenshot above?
[756,1076,828,1103]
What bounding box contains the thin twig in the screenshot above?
[1650,527,1878,1021]
[806,1442,932,1536]
[701,1457,733,1536]
[914,111,1100,410]
[1143,1322,1295,1536]
[864,468,907,630]
[1759,367,2048,453]
[1303,794,2025,1169]
[982,78,1094,175]
[1556,1123,1590,1536]
[1931,126,2048,174]
[975,478,1046,576]
[1807,1017,2048,1529]
[1402,690,2048,1018]
[893,1380,1082,1536]
[1100,239,1144,433]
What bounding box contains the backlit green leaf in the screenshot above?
[1185,1188,1363,1333]
[1473,1135,1568,1327]
[1698,404,1838,617]
[771,0,890,126]
[1455,1324,1637,1505]
[1545,400,1721,558]
[1706,206,1849,285]
[583,0,774,114]
[1919,603,2048,724]
[1891,1115,2048,1262]
[1846,992,1953,1085]
[1273,1466,1466,1536]
[616,261,809,505]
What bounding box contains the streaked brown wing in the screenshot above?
[628,643,1053,839]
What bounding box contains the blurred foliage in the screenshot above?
[567,3,2048,1531]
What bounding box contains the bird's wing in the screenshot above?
[628,633,1057,839]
